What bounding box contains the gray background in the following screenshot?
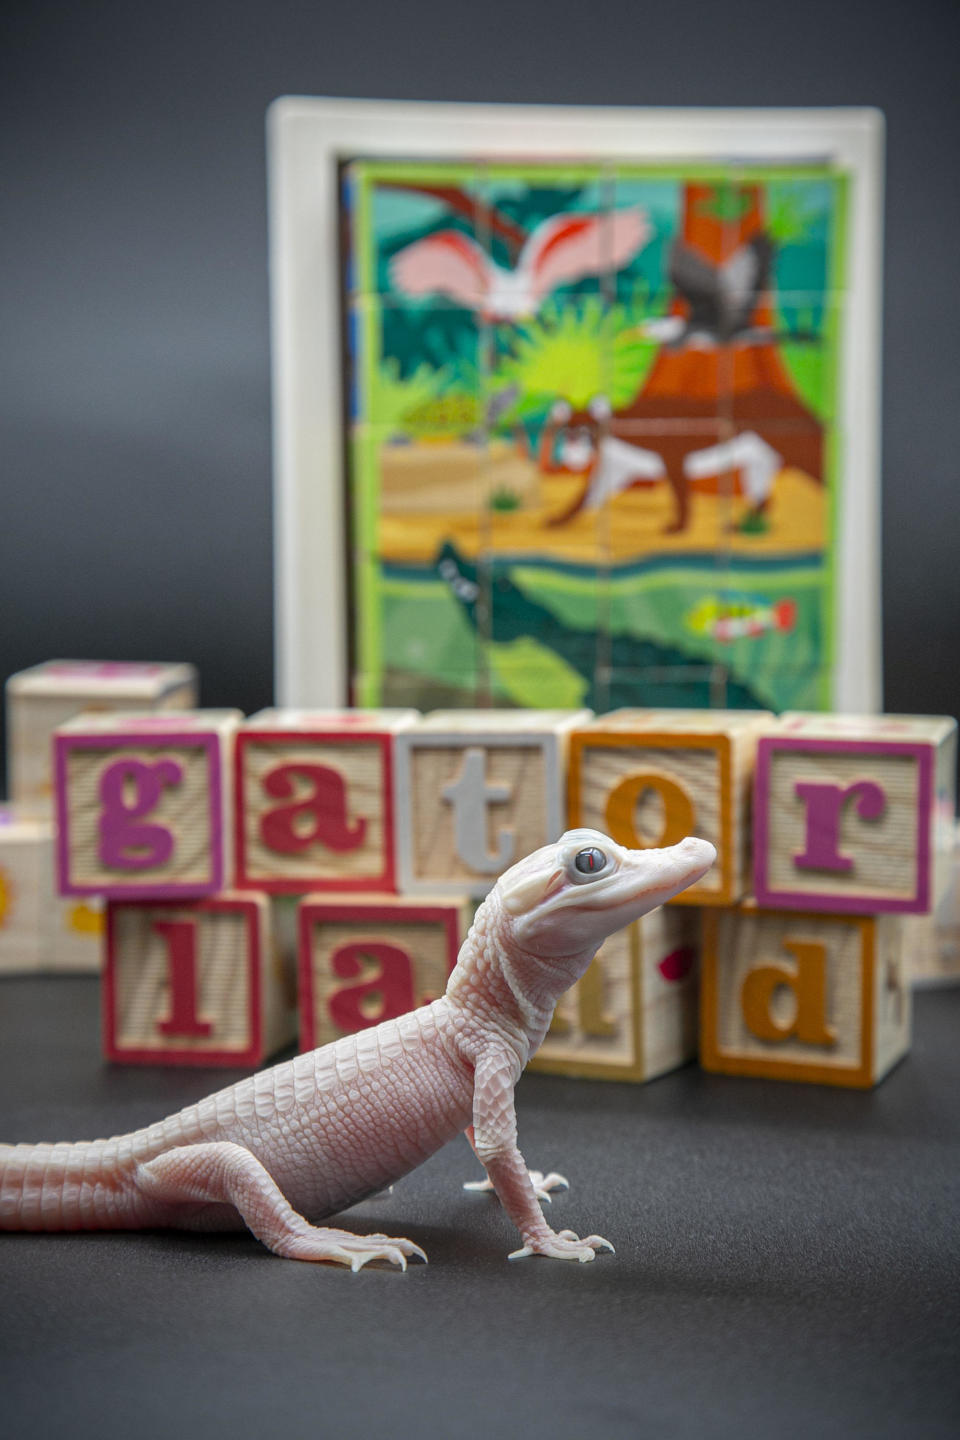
[1,0,959,762]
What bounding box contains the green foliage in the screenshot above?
[695,183,753,223]
[495,297,657,413]
[489,486,522,512]
[367,358,447,431]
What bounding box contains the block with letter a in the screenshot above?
[104,893,296,1066]
[700,901,912,1087]
[234,709,419,893]
[393,710,590,897]
[568,708,773,906]
[54,710,240,899]
[753,713,957,914]
[529,904,701,1082]
[297,895,469,1050]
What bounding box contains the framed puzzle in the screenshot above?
[269,100,883,714]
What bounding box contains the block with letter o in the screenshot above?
[568,709,773,905]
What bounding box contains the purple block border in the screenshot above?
[55,730,224,898]
[753,736,932,914]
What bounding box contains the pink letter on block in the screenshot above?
[153,919,214,1039]
[327,941,415,1032]
[793,778,887,872]
[98,758,183,869]
[259,763,367,855]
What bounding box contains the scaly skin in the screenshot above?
[0,829,715,1270]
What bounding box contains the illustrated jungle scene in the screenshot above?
[341,159,846,712]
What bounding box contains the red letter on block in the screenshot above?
[327,941,415,1032]
[153,919,213,1038]
[793,779,886,873]
[259,764,367,855]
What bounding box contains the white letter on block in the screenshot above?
[441,747,514,873]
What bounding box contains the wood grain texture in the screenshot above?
[240,739,388,884]
[765,749,922,902]
[65,743,217,889]
[298,897,466,1050]
[0,812,51,973]
[701,904,911,1087]
[7,664,198,817]
[109,902,258,1058]
[529,906,700,1082]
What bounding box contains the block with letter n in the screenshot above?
[297,895,469,1050]
[754,713,958,914]
[529,905,701,1082]
[568,709,773,906]
[233,708,418,894]
[104,893,296,1066]
[700,902,911,1088]
[393,710,590,897]
[55,710,240,899]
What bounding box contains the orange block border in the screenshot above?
[568,728,735,906]
[700,907,876,1088]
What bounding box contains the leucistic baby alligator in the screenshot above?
[0,829,714,1269]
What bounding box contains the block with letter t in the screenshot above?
[234,709,418,894]
[104,892,297,1066]
[393,710,590,897]
[297,895,469,1050]
[701,901,911,1088]
[568,708,773,906]
[54,710,240,899]
[753,713,958,914]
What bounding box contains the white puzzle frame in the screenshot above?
[268,97,884,712]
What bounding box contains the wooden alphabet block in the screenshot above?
[529,905,701,1082]
[55,710,240,899]
[6,660,198,818]
[568,708,773,906]
[701,902,911,1088]
[0,807,51,973]
[234,708,418,893]
[297,895,468,1050]
[48,896,105,973]
[104,892,296,1066]
[754,713,957,914]
[393,709,591,897]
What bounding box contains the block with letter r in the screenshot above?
[753,713,957,914]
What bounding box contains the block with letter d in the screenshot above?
[701,902,911,1088]
[234,709,418,893]
[104,893,297,1066]
[753,713,957,914]
[568,709,773,906]
[393,710,590,897]
[297,895,469,1050]
[55,710,240,899]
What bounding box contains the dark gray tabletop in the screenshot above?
[2,975,958,1440]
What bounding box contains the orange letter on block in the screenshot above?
[605,772,695,850]
[740,938,836,1047]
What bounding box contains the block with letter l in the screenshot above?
[104,892,296,1066]
[529,905,701,1082]
[753,713,957,914]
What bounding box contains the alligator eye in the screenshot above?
[574,847,607,876]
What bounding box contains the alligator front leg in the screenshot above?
[471,1051,614,1263]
